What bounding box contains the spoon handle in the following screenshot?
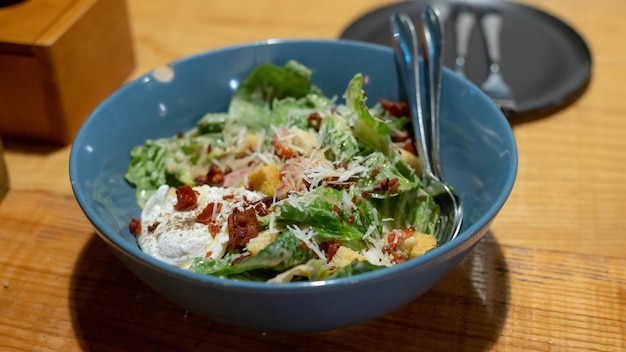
[390,12,434,178]
[421,5,445,179]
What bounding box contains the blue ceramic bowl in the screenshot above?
[69,39,517,333]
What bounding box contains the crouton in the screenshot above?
[246,230,279,255]
[409,231,437,258]
[247,163,280,196]
[329,246,365,268]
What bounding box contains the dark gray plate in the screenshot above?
[340,0,592,118]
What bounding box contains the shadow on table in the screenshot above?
[69,231,510,351]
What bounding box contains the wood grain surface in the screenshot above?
[1,0,625,350]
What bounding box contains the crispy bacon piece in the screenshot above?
[321,240,341,263]
[196,202,225,236]
[227,208,260,250]
[173,185,198,211]
[251,196,274,216]
[208,223,221,236]
[373,178,398,191]
[129,218,142,236]
[307,112,323,131]
[196,202,223,224]
[380,98,410,118]
[195,163,229,187]
[273,128,296,159]
[332,204,343,217]
[384,228,413,264]
[373,178,400,197]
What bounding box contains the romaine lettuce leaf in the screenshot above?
[191,231,314,277]
[271,186,381,242]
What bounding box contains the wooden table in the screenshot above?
[1,0,624,350]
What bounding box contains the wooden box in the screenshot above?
[0,0,135,144]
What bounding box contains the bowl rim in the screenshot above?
[70,38,518,291]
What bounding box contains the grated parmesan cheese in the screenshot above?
[287,224,326,261]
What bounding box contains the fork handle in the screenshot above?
[454,11,476,61]
[481,12,503,68]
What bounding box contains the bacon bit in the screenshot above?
[307,112,323,131]
[384,228,414,263]
[227,208,260,250]
[333,204,343,217]
[321,240,341,263]
[208,223,221,236]
[205,251,213,258]
[388,178,400,193]
[251,197,274,216]
[372,168,380,178]
[222,194,235,200]
[196,202,223,225]
[147,222,160,232]
[373,178,390,191]
[381,98,410,118]
[299,241,309,250]
[273,128,296,159]
[129,218,141,236]
[373,178,400,197]
[325,176,353,190]
[195,163,229,187]
[174,185,199,211]
[361,191,372,198]
[234,151,249,159]
[176,132,184,138]
[346,214,355,225]
[327,182,352,190]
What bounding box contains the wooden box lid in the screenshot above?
[0,0,135,144]
[0,0,77,53]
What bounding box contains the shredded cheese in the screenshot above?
[287,224,326,261]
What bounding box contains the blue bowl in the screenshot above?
[69,39,517,333]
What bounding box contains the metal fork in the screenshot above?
[480,10,517,114]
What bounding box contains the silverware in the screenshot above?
[452,6,476,78]
[390,9,463,244]
[480,10,517,113]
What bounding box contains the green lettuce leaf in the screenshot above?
[271,186,381,242]
[190,231,314,277]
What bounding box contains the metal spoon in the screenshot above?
[390,9,462,244]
